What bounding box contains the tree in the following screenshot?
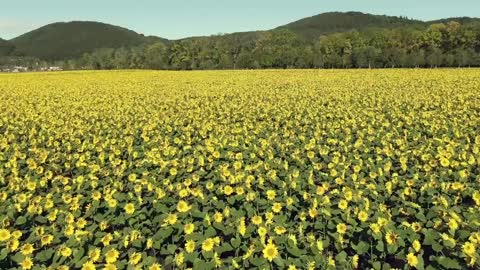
[145,42,169,69]
[426,48,443,68]
[406,50,426,68]
[236,50,255,69]
[113,47,132,69]
[254,30,302,68]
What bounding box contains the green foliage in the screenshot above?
[3,12,480,70]
[278,11,423,40]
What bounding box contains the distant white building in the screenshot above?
[48,66,63,71]
[12,66,28,72]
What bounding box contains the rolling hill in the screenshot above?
[10,21,163,60]
[277,12,424,40]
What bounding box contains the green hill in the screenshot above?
[10,21,162,60]
[277,12,425,40]
[0,38,15,56]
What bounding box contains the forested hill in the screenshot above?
[277,12,423,40]
[0,38,15,56]
[9,21,165,60]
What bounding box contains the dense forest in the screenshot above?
[74,21,480,69]
[2,12,480,70]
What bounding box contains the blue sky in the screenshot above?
[1,0,479,40]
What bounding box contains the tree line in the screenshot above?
[3,21,480,70]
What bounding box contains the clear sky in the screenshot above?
[1,0,479,40]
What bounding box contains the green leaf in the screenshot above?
[387,244,398,254]
[335,251,347,263]
[273,257,285,267]
[353,241,370,255]
[376,241,384,252]
[231,238,241,248]
[250,257,268,267]
[0,248,9,260]
[37,248,55,262]
[415,212,427,222]
[204,227,216,238]
[218,243,233,254]
[193,259,209,270]
[416,254,425,270]
[286,245,304,257]
[167,244,177,254]
[153,227,173,242]
[436,257,462,269]
[423,230,438,245]
[432,241,443,252]
[16,216,27,225]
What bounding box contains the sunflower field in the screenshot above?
[0,69,479,270]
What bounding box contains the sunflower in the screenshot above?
[202,238,215,252]
[258,226,267,237]
[274,226,287,235]
[412,240,421,253]
[124,203,135,215]
[129,252,142,265]
[149,263,162,270]
[20,257,33,270]
[338,200,348,210]
[357,211,368,222]
[8,239,19,251]
[385,231,399,245]
[272,203,282,213]
[223,185,234,196]
[185,240,196,253]
[41,234,54,246]
[250,216,261,226]
[337,223,347,234]
[60,246,72,257]
[104,264,117,270]
[91,191,101,201]
[352,254,359,268]
[448,218,459,231]
[101,233,113,246]
[165,214,177,225]
[0,229,11,242]
[105,248,120,264]
[176,200,191,213]
[462,242,476,257]
[406,253,418,267]
[213,212,223,223]
[262,242,279,262]
[81,261,96,270]
[184,223,195,235]
[266,190,276,200]
[89,248,101,262]
[12,230,22,239]
[21,243,35,255]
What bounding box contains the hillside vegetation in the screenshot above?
[278,12,423,40]
[10,21,155,60]
[1,12,480,69]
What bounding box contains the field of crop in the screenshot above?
[0,70,479,270]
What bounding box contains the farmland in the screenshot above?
[0,70,479,269]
